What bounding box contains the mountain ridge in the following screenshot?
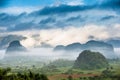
[54,40,116,58]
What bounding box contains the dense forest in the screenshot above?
[0,67,48,80]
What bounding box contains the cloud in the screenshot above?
[0,7,40,15]
[39,17,56,24]
[2,24,120,48]
[0,5,119,32]
[0,50,5,59]
[30,5,93,16]
[0,0,120,15]
[98,0,120,10]
[0,3,119,32]
[100,15,115,21]
[0,26,7,30]
[8,22,36,31]
[0,1,119,50]
[61,0,84,5]
[114,48,120,56]
[104,0,120,7]
[0,26,7,31]
[66,15,84,22]
[0,13,19,29]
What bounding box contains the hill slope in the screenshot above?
[73,50,109,70]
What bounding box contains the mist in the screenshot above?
[0,46,120,68]
[1,47,120,61]
[0,47,80,68]
[114,48,120,57]
[0,50,5,59]
[0,47,78,62]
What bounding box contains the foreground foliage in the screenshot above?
[0,67,48,80]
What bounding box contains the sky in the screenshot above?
[0,0,120,47]
[0,0,95,7]
[1,0,54,7]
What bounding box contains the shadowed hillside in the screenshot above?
[6,40,27,54]
[73,50,109,70]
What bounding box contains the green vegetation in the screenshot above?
[49,59,74,68]
[0,67,48,80]
[73,50,109,70]
[0,59,120,80]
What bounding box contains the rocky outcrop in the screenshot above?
[6,40,27,54]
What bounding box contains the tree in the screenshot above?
[68,75,73,80]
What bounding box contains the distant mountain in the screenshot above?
[106,40,120,48]
[6,40,27,54]
[65,43,82,51]
[84,40,115,58]
[54,45,65,51]
[0,35,26,49]
[41,42,52,48]
[73,50,109,70]
[54,40,116,58]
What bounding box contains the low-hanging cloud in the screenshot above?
[4,24,120,48]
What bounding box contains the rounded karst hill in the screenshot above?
[6,40,27,54]
[73,50,109,70]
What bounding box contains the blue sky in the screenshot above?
[0,0,119,31]
[7,0,54,7]
[1,0,98,8]
[0,0,52,8]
